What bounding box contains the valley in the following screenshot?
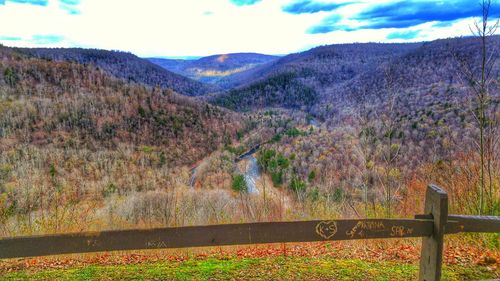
[1,0,499,279]
[0,35,498,239]
[147,53,279,89]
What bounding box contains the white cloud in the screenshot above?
[0,0,485,57]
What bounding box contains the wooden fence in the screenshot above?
[1,185,499,281]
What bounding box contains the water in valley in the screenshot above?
[243,155,260,194]
[189,167,197,188]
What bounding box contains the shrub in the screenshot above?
[116,190,176,226]
[333,188,344,203]
[285,127,305,137]
[308,170,316,182]
[271,133,282,143]
[231,174,247,193]
[290,177,306,193]
[271,171,283,186]
[3,68,18,87]
[102,183,118,197]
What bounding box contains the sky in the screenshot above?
[0,0,498,57]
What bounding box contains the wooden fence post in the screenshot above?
[419,185,448,281]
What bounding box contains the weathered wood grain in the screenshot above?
[0,182,498,280]
[415,214,500,233]
[0,219,432,259]
[419,185,448,281]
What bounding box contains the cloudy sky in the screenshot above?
[0,0,498,57]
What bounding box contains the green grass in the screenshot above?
[2,257,496,281]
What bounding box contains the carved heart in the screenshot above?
[316,221,338,239]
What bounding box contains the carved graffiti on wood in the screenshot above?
[346,221,385,238]
[315,221,338,239]
[390,225,414,237]
[146,240,168,248]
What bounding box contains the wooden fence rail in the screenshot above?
[0,184,499,281]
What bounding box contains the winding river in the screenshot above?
[189,167,197,188]
[188,153,261,193]
[189,154,262,194]
[242,155,260,194]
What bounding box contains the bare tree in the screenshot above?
[374,65,404,218]
[353,99,377,216]
[454,0,498,215]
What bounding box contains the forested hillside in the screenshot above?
[213,37,499,116]
[0,46,250,235]
[0,35,497,248]
[17,48,215,96]
[0,47,243,163]
[322,36,500,110]
[230,36,499,218]
[212,42,421,110]
[1,0,499,278]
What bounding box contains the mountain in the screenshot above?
[212,37,500,115]
[148,53,279,88]
[15,48,216,96]
[0,46,244,165]
[218,36,499,212]
[147,58,190,75]
[212,42,422,111]
[310,36,500,118]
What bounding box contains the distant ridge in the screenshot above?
[148,53,279,88]
[212,37,499,115]
[212,42,423,111]
[17,48,216,96]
